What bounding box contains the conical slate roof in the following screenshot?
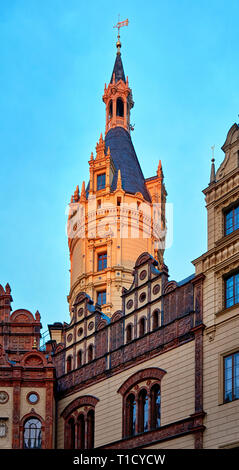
[105,127,151,202]
[110,53,126,83]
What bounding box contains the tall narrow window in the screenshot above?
[97,290,106,305]
[77,414,85,449]
[151,384,161,429]
[66,356,72,373]
[116,98,124,117]
[225,272,239,308]
[139,317,146,337]
[138,389,149,433]
[68,417,75,449]
[97,173,106,191]
[87,410,95,449]
[23,418,42,449]
[108,100,113,119]
[77,350,82,368]
[126,394,136,437]
[126,324,132,342]
[224,352,239,403]
[225,204,239,235]
[88,344,93,362]
[152,310,159,330]
[98,252,107,271]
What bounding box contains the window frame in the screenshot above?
[224,271,239,309]
[223,351,239,403]
[97,290,106,306]
[224,203,239,236]
[97,252,107,271]
[23,417,42,449]
[97,173,106,191]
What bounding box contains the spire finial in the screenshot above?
[113,17,129,55]
[117,169,122,190]
[210,145,216,184]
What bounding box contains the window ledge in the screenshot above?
[215,229,239,247]
[216,303,239,318]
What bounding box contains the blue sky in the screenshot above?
[0,0,238,333]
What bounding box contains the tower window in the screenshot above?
[225,272,239,308]
[116,98,124,117]
[225,204,239,235]
[98,252,107,271]
[109,100,113,119]
[97,290,106,305]
[97,173,106,190]
[224,352,239,403]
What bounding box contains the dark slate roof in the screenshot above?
[177,274,195,286]
[105,127,151,202]
[110,53,126,83]
[85,127,151,202]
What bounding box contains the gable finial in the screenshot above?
[210,145,216,184]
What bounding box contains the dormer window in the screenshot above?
[97,173,106,191]
[225,204,239,235]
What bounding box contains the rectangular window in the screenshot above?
[225,205,239,235]
[97,173,106,191]
[224,352,239,403]
[97,290,106,305]
[225,272,239,308]
[98,252,107,271]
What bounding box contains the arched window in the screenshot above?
[151,384,161,429]
[126,393,136,437]
[139,317,146,337]
[62,396,98,450]
[88,344,93,362]
[77,414,85,449]
[138,389,149,433]
[116,98,124,117]
[77,350,82,368]
[108,100,113,119]
[126,324,132,342]
[87,410,95,449]
[118,368,166,438]
[152,310,159,330]
[23,418,42,449]
[66,355,72,373]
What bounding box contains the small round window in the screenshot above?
[27,392,39,404]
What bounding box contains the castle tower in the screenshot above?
[67,34,167,318]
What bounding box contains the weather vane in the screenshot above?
[113,17,129,37]
[113,16,129,53]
